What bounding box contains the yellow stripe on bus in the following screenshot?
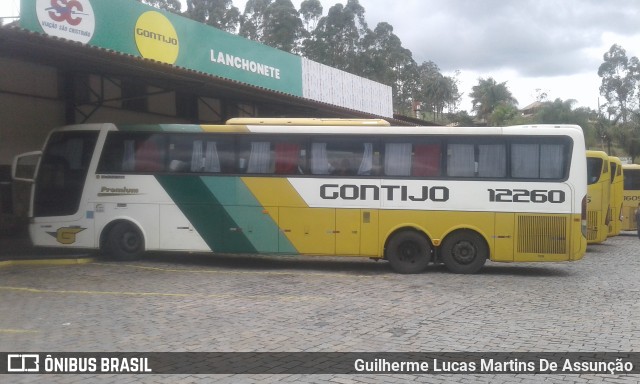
[200,125,251,133]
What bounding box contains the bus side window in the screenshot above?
[166,135,192,172]
[385,143,412,176]
[412,144,441,177]
[477,144,506,178]
[274,143,303,174]
[188,140,222,173]
[313,139,377,176]
[447,144,475,177]
[134,136,165,172]
[239,141,272,174]
[512,142,566,179]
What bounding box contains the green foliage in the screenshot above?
[185,0,240,32]
[136,0,182,13]
[303,1,368,74]
[469,77,518,122]
[299,0,323,32]
[263,0,306,53]
[488,103,518,126]
[360,22,418,112]
[139,0,640,150]
[414,62,460,121]
[598,44,638,124]
[597,44,640,161]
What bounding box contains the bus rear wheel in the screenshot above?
[104,222,144,261]
[386,231,431,274]
[440,230,487,274]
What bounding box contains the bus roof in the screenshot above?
[53,121,586,138]
[587,150,608,158]
[225,118,391,126]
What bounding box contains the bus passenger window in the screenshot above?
[447,144,475,177]
[246,141,272,174]
[311,139,376,176]
[134,137,165,172]
[540,144,565,179]
[167,135,192,172]
[412,144,441,177]
[358,143,374,176]
[477,144,506,178]
[190,140,222,173]
[512,143,566,179]
[98,133,166,173]
[385,143,412,176]
[274,143,302,174]
[310,142,330,175]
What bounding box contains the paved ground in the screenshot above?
[1,233,639,383]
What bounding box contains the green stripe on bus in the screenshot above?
[156,175,257,254]
[200,177,298,254]
[156,175,297,254]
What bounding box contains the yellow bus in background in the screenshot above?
[586,150,610,244]
[608,156,623,237]
[622,163,640,231]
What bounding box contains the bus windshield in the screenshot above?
[587,157,603,185]
[34,131,98,217]
[624,169,640,190]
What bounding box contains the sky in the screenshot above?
[2,0,640,113]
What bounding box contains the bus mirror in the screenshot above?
[12,151,42,182]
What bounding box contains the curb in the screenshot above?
[0,258,96,268]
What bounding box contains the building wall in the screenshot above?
[302,58,394,118]
[0,57,66,164]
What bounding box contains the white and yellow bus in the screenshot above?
[622,163,640,231]
[586,150,611,244]
[608,156,623,237]
[12,119,587,274]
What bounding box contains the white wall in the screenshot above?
[302,58,393,118]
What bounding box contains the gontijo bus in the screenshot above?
[12,119,588,274]
[586,150,611,244]
[608,156,623,237]
[622,163,640,231]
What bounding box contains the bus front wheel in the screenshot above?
[104,222,144,261]
[440,230,487,274]
[386,231,431,274]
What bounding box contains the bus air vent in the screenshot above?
[517,215,568,254]
[586,211,599,241]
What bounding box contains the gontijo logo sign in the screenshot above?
[35,0,95,44]
[134,11,180,64]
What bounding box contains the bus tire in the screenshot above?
[104,222,144,261]
[440,230,487,274]
[386,231,431,274]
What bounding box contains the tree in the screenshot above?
[238,0,306,53]
[302,0,368,74]
[469,77,518,123]
[360,22,417,113]
[185,0,240,32]
[598,44,638,124]
[299,0,323,33]
[240,0,272,42]
[262,0,307,53]
[488,103,518,126]
[536,98,578,124]
[136,0,182,13]
[415,61,460,121]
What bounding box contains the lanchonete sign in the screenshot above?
[19,0,393,117]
